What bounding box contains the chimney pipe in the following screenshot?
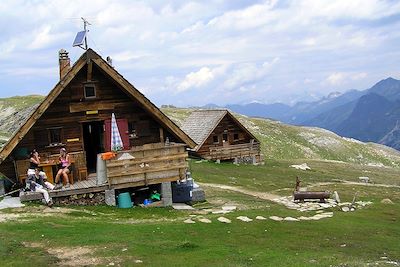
[59,49,71,80]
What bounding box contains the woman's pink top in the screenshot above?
[60,157,69,167]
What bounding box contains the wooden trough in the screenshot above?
[293,176,330,202]
[293,191,331,202]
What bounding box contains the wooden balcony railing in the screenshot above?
[106,142,188,189]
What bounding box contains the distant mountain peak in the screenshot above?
[371,77,399,88]
[368,77,400,101]
[247,100,264,104]
[326,91,342,99]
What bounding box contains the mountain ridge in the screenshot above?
[221,77,400,150]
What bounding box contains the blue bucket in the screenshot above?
[118,192,133,208]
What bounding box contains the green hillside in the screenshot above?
[162,108,400,168]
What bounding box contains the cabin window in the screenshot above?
[213,135,219,144]
[84,84,96,99]
[128,122,138,139]
[233,133,239,141]
[136,121,151,137]
[48,127,63,145]
[222,133,228,142]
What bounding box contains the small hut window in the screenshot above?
[213,135,219,144]
[48,127,62,145]
[222,133,228,142]
[84,84,96,98]
[233,133,239,141]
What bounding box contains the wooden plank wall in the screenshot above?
[106,143,188,187]
[208,142,260,161]
[1,63,181,181]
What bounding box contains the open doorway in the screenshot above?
[82,121,104,173]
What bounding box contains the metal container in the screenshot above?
[172,181,193,203]
[96,154,107,185]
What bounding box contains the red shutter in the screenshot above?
[104,120,111,151]
[117,118,130,150]
[104,118,130,151]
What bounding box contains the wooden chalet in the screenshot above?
[181,109,261,163]
[0,48,196,201]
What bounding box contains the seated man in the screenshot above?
[26,168,54,207]
[37,170,58,190]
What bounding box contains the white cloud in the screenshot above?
[177,67,216,92]
[326,72,346,85]
[207,1,278,30]
[29,26,70,50]
[181,21,205,34]
[224,57,279,89]
[352,72,368,80]
[112,51,151,62]
[296,0,400,21]
[304,78,314,84]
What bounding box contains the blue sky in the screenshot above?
[1,0,400,106]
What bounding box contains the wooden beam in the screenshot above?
[110,176,180,190]
[107,164,188,178]
[20,184,108,201]
[159,127,164,143]
[106,152,188,168]
[87,60,93,81]
[70,101,115,113]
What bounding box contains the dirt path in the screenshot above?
[310,180,400,189]
[198,182,281,202]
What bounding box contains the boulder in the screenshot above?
[381,198,394,204]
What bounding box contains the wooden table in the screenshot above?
[38,162,57,184]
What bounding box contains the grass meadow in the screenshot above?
[1,159,399,266]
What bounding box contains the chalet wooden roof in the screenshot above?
[0,49,195,164]
[181,109,258,151]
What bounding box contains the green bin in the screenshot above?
[118,192,133,208]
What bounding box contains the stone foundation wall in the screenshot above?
[235,155,256,164]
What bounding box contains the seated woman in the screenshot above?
[54,148,71,188]
[28,149,40,171]
[26,168,53,207]
[27,149,59,190]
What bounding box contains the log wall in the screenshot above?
[208,142,261,161]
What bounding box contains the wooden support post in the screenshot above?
[159,128,164,143]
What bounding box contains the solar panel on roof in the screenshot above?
[72,31,86,47]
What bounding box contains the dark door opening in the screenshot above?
[82,121,104,173]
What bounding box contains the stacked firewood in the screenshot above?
[53,192,106,206]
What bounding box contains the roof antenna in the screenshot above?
[72,17,91,50]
